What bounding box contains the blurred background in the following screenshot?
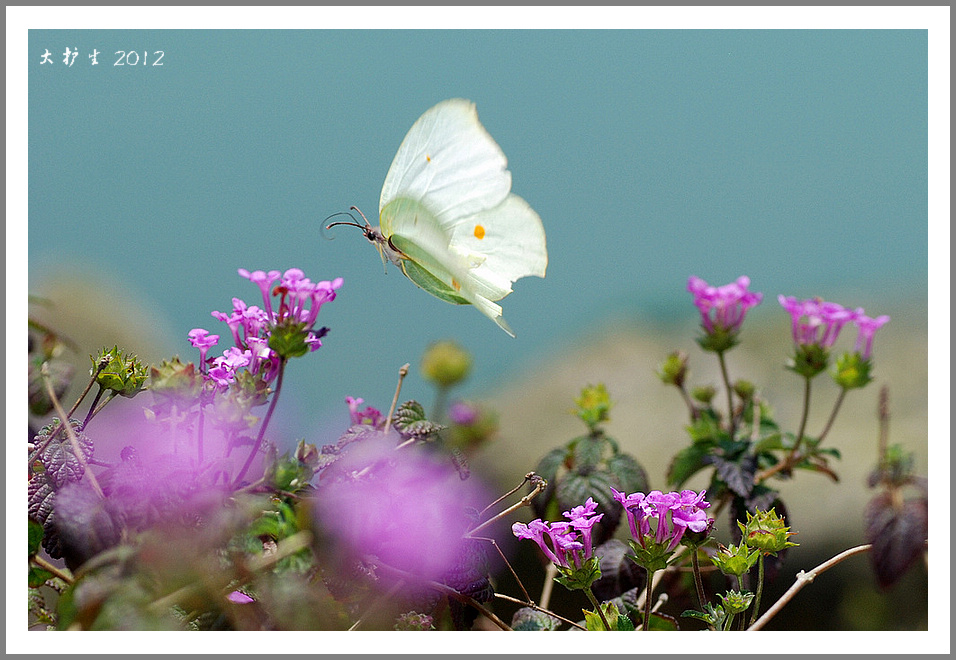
[26,28,932,630]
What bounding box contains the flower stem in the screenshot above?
[791,375,812,460]
[690,548,707,609]
[233,358,286,488]
[81,386,105,431]
[584,586,612,631]
[643,567,656,631]
[748,553,766,627]
[817,386,847,443]
[717,350,736,438]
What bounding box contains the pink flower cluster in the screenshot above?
[612,488,713,552]
[778,295,889,359]
[687,276,763,335]
[188,268,343,388]
[512,498,604,569]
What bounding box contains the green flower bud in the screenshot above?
[710,542,760,577]
[733,379,756,401]
[573,383,612,431]
[738,508,799,555]
[149,357,202,401]
[268,321,311,359]
[832,351,873,390]
[553,555,603,591]
[719,589,755,615]
[656,351,689,388]
[696,326,740,354]
[786,344,830,379]
[691,385,716,405]
[420,340,472,387]
[92,346,148,397]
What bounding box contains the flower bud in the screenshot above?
[710,542,760,577]
[92,346,148,398]
[691,385,716,405]
[738,508,799,555]
[832,352,873,390]
[719,589,755,615]
[657,351,689,388]
[574,383,612,431]
[420,340,472,388]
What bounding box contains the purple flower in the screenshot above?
[238,268,281,319]
[614,488,713,552]
[315,436,488,583]
[226,590,255,605]
[187,328,219,372]
[778,295,859,349]
[514,497,604,570]
[852,313,890,359]
[346,396,384,427]
[448,401,479,426]
[612,487,649,540]
[688,275,763,336]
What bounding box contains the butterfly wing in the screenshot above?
[378,99,546,337]
[380,98,512,229]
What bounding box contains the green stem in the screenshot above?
[748,554,766,627]
[584,586,612,631]
[643,568,656,631]
[233,358,286,488]
[690,548,707,609]
[791,376,812,457]
[81,386,105,431]
[817,386,847,443]
[717,350,736,438]
[433,383,449,425]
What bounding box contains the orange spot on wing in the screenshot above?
[452,278,461,292]
[473,224,485,240]
[426,154,431,162]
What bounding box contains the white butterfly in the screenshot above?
[329,99,547,337]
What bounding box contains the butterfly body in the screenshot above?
[335,99,547,337]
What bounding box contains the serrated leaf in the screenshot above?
[606,452,649,495]
[667,443,710,489]
[555,471,615,520]
[511,607,561,631]
[531,447,569,520]
[38,424,94,488]
[28,566,55,588]
[534,447,568,484]
[29,518,44,556]
[645,612,679,631]
[393,400,427,426]
[864,492,927,590]
[616,613,636,631]
[711,456,755,498]
[571,434,606,473]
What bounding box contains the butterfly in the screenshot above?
[327,98,547,337]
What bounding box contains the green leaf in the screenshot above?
[616,613,636,631]
[606,452,649,495]
[28,566,55,588]
[645,612,679,631]
[555,471,616,520]
[571,434,607,472]
[667,443,710,489]
[534,447,568,484]
[29,518,44,556]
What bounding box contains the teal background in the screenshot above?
[28,29,928,443]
